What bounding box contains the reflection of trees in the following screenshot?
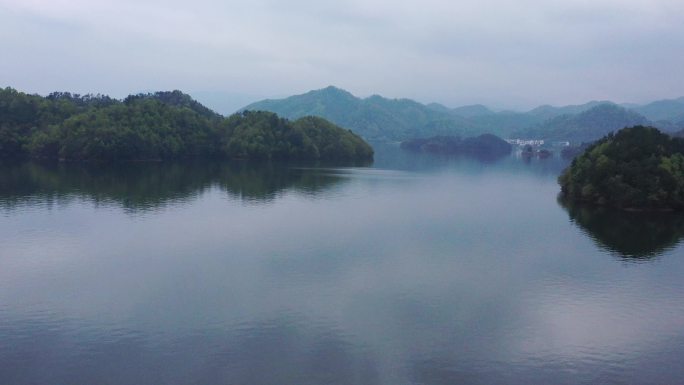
[0,160,356,212]
[559,198,684,260]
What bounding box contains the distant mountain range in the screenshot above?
[515,104,649,143]
[626,97,684,122]
[243,86,477,142]
[242,86,684,144]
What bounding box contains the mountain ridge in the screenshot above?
[243,86,476,141]
[242,86,684,143]
[516,104,650,143]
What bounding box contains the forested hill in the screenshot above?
[559,126,684,210]
[400,134,512,159]
[0,87,373,162]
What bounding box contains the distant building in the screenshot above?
[506,139,545,146]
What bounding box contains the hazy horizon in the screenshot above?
[4,84,681,117]
[2,0,683,113]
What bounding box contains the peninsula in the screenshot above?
[0,88,374,162]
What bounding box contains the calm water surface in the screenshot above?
[1,146,683,385]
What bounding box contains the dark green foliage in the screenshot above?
[219,111,313,159]
[293,116,374,161]
[216,112,372,161]
[0,87,373,162]
[558,126,684,210]
[461,134,512,155]
[560,142,591,159]
[0,88,42,157]
[124,90,220,119]
[400,134,512,159]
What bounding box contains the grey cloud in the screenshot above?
[1,0,683,110]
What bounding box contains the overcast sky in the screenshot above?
[1,0,684,112]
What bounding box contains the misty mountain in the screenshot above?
[526,101,615,121]
[449,104,495,117]
[427,103,538,133]
[426,102,496,117]
[516,104,649,143]
[242,86,684,143]
[425,103,453,114]
[243,87,542,141]
[243,86,476,141]
[467,111,541,136]
[627,97,684,122]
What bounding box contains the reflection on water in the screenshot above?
[0,161,353,212]
[371,142,570,177]
[560,198,684,260]
[2,152,684,385]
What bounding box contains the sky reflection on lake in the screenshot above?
[1,149,683,385]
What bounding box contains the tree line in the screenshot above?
[559,126,684,210]
[0,88,373,162]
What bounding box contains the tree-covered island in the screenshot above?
[0,88,374,162]
[558,126,684,210]
[400,134,512,159]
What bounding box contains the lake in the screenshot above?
[1,145,683,385]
